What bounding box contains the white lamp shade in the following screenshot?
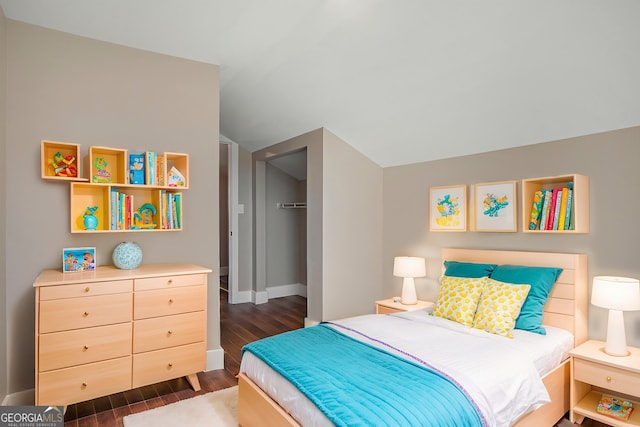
[393,257,426,278]
[591,276,640,311]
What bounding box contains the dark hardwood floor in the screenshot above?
[62,285,306,427]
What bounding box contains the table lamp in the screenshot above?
[393,256,426,305]
[591,276,640,356]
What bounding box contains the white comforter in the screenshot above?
[240,309,574,427]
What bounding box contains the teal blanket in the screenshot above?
[242,324,485,427]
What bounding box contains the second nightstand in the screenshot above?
[570,340,640,426]
[375,298,434,314]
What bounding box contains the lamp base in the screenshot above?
[603,309,630,357]
[401,278,417,305]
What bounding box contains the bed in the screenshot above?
[237,248,588,426]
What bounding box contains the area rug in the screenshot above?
[123,386,237,427]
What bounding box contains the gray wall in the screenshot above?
[265,163,305,290]
[0,5,8,404]
[254,128,385,322]
[322,129,384,320]
[5,21,220,395]
[383,126,640,347]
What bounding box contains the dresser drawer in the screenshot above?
[573,358,640,397]
[377,305,403,314]
[134,274,206,291]
[37,356,132,406]
[133,311,205,353]
[39,323,132,372]
[39,293,132,333]
[134,285,205,319]
[39,280,133,300]
[132,342,206,388]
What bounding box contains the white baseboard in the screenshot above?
[229,290,253,304]
[205,348,225,371]
[267,283,307,299]
[254,290,269,305]
[2,388,34,406]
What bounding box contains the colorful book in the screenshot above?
[528,190,545,230]
[540,190,552,230]
[546,188,560,230]
[557,187,569,230]
[597,394,633,421]
[564,186,573,230]
[129,153,145,184]
[553,188,566,230]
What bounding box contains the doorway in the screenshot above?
[219,137,239,303]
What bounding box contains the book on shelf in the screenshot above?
[552,188,564,230]
[565,183,574,230]
[129,153,145,185]
[539,190,552,230]
[557,187,569,230]
[546,188,560,230]
[528,190,545,230]
[597,394,634,421]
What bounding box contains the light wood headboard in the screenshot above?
[441,248,588,347]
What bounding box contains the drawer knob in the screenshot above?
[83,345,89,351]
[168,279,173,285]
[168,299,174,305]
[84,287,90,293]
[81,382,87,389]
[606,376,612,382]
[167,330,173,336]
[83,311,89,317]
[168,363,173,369]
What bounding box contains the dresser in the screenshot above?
[34,263,211,406]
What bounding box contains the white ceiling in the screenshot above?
[2,0,639,167]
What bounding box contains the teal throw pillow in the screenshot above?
[489,265,562,335]
[444,261,497,278]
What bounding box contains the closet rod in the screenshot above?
[277,202,307,209]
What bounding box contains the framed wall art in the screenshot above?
[429,185,467,231]
[63,247,96,272]
[472,180,517,232]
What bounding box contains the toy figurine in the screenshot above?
[92,157,112,183]
[131,203,157,229]
[83,206,99,230]
[50,151,77,177]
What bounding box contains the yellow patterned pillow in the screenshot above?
[473,278,530,338]
[433,276,486,327]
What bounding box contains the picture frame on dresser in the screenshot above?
[429,184,467,232]
[63,247,96,272]
[472,180,517,232]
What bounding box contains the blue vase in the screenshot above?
[83,214,98,230]
[112,242,143,269]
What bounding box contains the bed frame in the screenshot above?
[238,248,588,427]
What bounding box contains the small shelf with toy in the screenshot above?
[70,184,184,233]
[41,141,189,233]
[41,140,87,181]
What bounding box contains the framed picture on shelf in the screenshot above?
[63,247,96,272]
[472,180,517,232]
[429,185,467,231]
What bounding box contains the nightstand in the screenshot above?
[570,340,640,426]
[375,298,434,314]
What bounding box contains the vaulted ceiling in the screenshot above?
[2,1,639,167]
